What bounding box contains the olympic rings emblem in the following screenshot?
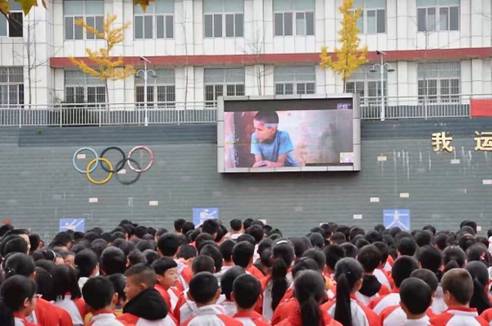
[72,146,154,185]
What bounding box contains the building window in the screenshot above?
[134,0,174,39]
[346,65,387,104]
[273,0,314,36]
[417,0,459,32]
[354,0,385,34]
[418,62,460,103]
[135,69,175,107]
[0,67,24,105]
[204,0,243,38]
[64,0,104,40]
[0,1,23,37]
[64,70,106,103]
[204,68,245,106]
[274,66,315,95]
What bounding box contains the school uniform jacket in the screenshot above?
[480,307,492,324]
[355,274,391,306]
[275,300,342,326]
[32,297,73,326]
[182,304,242,326]
[88,312,125,326]
[322,297,380,326]
[379,305,435,326]
[370,291,400,314]
[233,310,269,326]
[430,306,487,326]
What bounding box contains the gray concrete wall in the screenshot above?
[1,118,492,239]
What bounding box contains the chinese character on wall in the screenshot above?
[432,132,454,152]
[474,131,492,151]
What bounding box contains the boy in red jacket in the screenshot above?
[232,274,268,326]
[430,268,487,326]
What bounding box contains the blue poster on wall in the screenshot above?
[59,218,85,232]
[193,208,219,226]
[383,209,410,231]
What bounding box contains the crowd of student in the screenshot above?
[0,218,491,325]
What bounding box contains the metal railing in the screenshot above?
[0,94,480,127]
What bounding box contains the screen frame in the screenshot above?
[217,94,361,173]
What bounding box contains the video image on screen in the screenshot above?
[220,97,358,172]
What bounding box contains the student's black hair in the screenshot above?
[232,274,261,309]
[414,230,433,247]
[3,253,35,278]
[348,227,365,241]
[341,242,358,258]
[330,232,346,244]
[324,244,345,271]
[177,244,197,260]
[143,249,159,266]
[157,233,180,257]
[0,224,13,237]
[417,245,442,279]
[246,225,264,244]
[423,225,436,235]
[254,111,279,124]
[467,244,492,266]
[100,246,127,275]
[195,233,214,250]
[220,266,245,300]
[290,237,312,259]
[372,241,389,264]
[200,244,223,273]
[216,224,228,243]
[391,256,419,288]
[357,245,382,273]
[107,273,126,303]
[334,258,364,326]
[0,275,37,326]
[466,261,491,314]
[308,232,324,249]
[294,270,327,326]
[230,219,242,232]
[124,263,156,288]
[397,237,417,256]
[399,277,432,315]
[174,219,186,233]
[232,241,255,269]
[192,255,215,274]
[111,239,134,256]
[82,276,114,310]
[135,239,154,252]
[460,220,477,234]
[458,233,476,251]
[49,231,74,248]
[28,234,41,253]
[242,218,254,230]
[52,265,81,299]
[84,231,100,243]
[1,235,28,256]
[236,233,256,246]
[219,240,235,263]
[410,268,439,293]
[292,257,321,278]
[189,272,219,305]
[202,219,220,236]
[182,222,195,236]
[364,230,383,243]
[35,258,56,274]
[89,238,107,258]
[75,248,98,278]
[443,245,466,272]
[435,232,449,251]
[271,240,295,311]
[441,268,474,305]
[301,248,326,271]
[127,249,147,267]
[257,238,273,269]
[34,266,55,301]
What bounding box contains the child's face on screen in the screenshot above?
[253,120,276,142]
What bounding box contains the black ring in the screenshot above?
[99,147,126,173]
[115,158,141,185]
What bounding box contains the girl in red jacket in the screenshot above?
[0,275,38,326]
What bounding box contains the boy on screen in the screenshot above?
[250,111,298,167]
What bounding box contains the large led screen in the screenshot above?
[217,95,361,173]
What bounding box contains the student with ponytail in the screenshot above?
[466,261,491,314]
[0,275,38,326]
[262,240,295,321]
[277,270,341,326]
[442,246,466,272]
[322,258,379,326]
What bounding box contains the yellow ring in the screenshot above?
[86,157,113,185]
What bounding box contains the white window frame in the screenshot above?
[204,68,245,107]
[274,10,314,36]
[417,2,459,32]
[203,0,244,38]
[354,0,386,34]
[64,71,106,104]
[134,0,174,40]
[135,70,176,108]
[0,67,24,105]
[418,62,461,103]
[64,0,104,40]
[274,66,316,95]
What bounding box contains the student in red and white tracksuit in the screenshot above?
[232,274,269,326]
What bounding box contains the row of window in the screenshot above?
[56,0,461,41]
[0,63,463,106]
